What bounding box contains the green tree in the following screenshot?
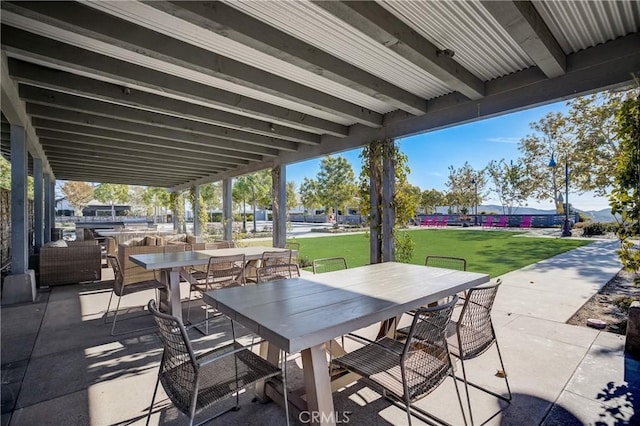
[566,92,628,194]
[232,177,252,232]
[127,186,147,216]
[395,182,421,227]
[233,171,271,232]
[142,187,171,218]
[420,189,445,214]
[94,183,130,220]
[518,112,573,212]
[445,162,486,214]
[317,155,356,221]
[61,181,93,216]
[0,157,10,190]
[486,159,532,215]
[0,157,34,198]
[286,181,297,212]
[200,182,222,213]
[299,177,320,214]
[609,89,640,285]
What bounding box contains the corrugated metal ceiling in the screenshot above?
[1,0,638,189]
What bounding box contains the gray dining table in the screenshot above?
[204,261,490,426]
[129,246,293,322]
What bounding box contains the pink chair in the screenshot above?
[439,216,448,227]
[482,216,495,228]
[494,216,508,228]
[520,216,532,228]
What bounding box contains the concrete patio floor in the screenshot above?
[2,239,638,425]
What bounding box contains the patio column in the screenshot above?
[3,124,35,305]
[272,165,286,248]
[192,185,201,236]
[49,178,56,240]
[10,125,28,274]
[222,178,232,241]
[382,140,395,262]
[43,173,52,243]
[33,157,44,249]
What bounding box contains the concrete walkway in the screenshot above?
[1,239,638,425]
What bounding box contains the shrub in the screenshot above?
[581,222,620,237]
[394,232,415,263]
[298,255,313,268]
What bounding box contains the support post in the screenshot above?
[382,139,396,262]
[43,173,52,243]
[192,185,201,236]
[33,157,44,249]
[3,125,35,305]
[222,178,233,241]
[272,165,286,248]
[49,178,56,240]
[10,125,28,274]
[369,143,382,264]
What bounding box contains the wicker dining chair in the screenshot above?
[284,242,300,265]
[312,257,348,274]
[256,263,300,283]
[261,250,292,267]
[332,297,466,426]
[146,300,288,426]
[186,254,246,335]
[104,255,166,336]
[448,279,511,426]
[425,255,467,271]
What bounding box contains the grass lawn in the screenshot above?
[287,229,592,277]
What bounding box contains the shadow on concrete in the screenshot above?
[593,354,639,426]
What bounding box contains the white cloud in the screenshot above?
[486,137,520,144]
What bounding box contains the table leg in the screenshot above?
[302,344,336,426]
[255,341,281,401]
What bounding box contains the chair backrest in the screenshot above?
[425,255,467,271]
[402,296,458,402]
[211,239,236,248]
[483,216,494,227]
[520,216,532,228]
[205,254,246,288]
[147,299,198,414]
[456,279,502,359]
[285,242,300,265]
[257,263,300,283]
[107,255,126,296]
[312,257,348,274]
[261,250,292,267]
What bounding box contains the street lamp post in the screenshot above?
[471,178,478,226]
[548,154,572,237]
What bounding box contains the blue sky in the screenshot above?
[287,100,611,211]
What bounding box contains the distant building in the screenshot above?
[82,200,131,217]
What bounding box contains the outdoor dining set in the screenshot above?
[102,243,510,426]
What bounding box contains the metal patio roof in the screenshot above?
[1,0,639,190]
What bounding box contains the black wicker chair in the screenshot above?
[425,255,467,271]
[448,279,511,426]
[312,257,348,274]
[186,254,245,335]
[104,255,165,336]
[146,299,288,426]
[332,296,467,426]
[256,263,300,283]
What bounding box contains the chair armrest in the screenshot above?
[196,342,251,367]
